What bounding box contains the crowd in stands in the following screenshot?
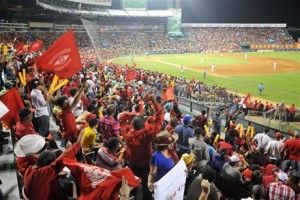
[0,26,295,59]
[0,29,299,200]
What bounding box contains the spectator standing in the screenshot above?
[175,115,194,158]
[253,128,272,153]
[30,78,50,137]
[119,94,163,200]
[268,171,296,200]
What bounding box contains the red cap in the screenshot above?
[85,114,96,122]
[275,132,282,138]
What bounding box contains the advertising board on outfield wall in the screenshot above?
[250,42,300,50]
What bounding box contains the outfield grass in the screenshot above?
[113,52,300,105]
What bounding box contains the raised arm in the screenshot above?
[69,82,88,111]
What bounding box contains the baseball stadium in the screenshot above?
[0,0,300,199]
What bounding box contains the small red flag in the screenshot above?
[162,85,175,101]
[125,70,136,81]
[29,40,43,52]
[0,88,24,127]
[62,158,140,200]
[243,93,251,108]
[35,30,82,79]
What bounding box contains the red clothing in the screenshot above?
[62,85,71,97]
[120,103,163,166]
[165,125,179,163]
[137,86,144,95]
[15,121,38,140]
[195,114,207,129]
[98,116,121,142]
[263,175,275,189]
[16,155,38,176]
[165,125,175,135]
[218,141,233,155]
[283,137,300,161]
[268,181,296,200]
[24,142,81,200]
[61,107,79,141]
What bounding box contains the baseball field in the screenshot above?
[113,51,300,106]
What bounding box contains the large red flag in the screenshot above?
[29,40,43,52]
[0,88,24,127]
[243,93,251,108]
[62,158,140,200]
[125,69,136,81]
[35,30,82,79]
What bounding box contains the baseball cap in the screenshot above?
[183,115,192,123]
[275,132,282,138]
[230,155,240,162]
[274,171,288,182]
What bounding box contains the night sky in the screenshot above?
[181,0,300,27]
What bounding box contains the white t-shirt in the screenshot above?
[30,89,49,118]
[69,97,83,117]
[267,140,283,159]
[86,79,95,93]
[254,133,272,153]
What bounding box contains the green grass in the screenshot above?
[113,52,300,105]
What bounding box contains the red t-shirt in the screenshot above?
[62,85,71,97]
[283,138,300,161]
[61,107,79,141]
[263,175,275,189]
[15,121,38,140]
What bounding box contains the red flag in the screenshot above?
[62,158,140,200]
[15,42,26,54]
[125,70,136,81]
[243,93,251,108]
[29,40,43,52]
[35,30,82,79]
[0,88,24,127]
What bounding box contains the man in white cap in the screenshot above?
[268,171,295,200]
[14,134,46,176]
[222,155,243,184]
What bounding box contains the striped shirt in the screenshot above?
[98,116,120,142]
[96,147,120,171]
[269,182,296,200]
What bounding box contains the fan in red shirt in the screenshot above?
[24,142,81,200]
[218,135,234,156]
[15,107,38,140]
[56,82,89,143]
[119,94,163,200]
[281,131,300,172]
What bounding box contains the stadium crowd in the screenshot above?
[0,29,299,200]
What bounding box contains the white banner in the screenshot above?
[154,159,187,200]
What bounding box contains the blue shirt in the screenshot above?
[210,153,228,173]
[207,145,215,163]
[151,151,174,181]
[175,125,194,149]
